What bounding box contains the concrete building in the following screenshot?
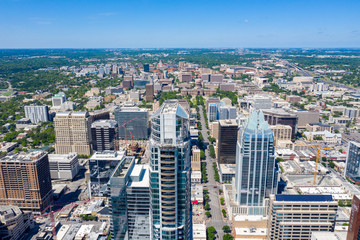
[191,145,201,171]
[192,224,206,240]
[263,108,298,139]
[270,125,292,146]
[109,158,150,240]
[0,205,33,240]
[306,123,333,132]
[145,83,154,102]
[345,142,360,183]
[268,194,337,240]
[180,72,192,82]
[0,151,53,214]
[149,102,192,240]
[210,74,223,83]
[54,111,92,155]
[234,111,277,213]
[91,120,118,151]
[347,194,360,240]
[218,106,237,120]
[48,153,79,180]
[233,215,268,240]
[240,95,273,110]
[88,150,125,197]
[114,106,149,140]
[219,164,236,183]
[217,120,238,164]
[294,110,320,130]
[345,107,360,119]
[24,105,49,123]
[52,92,66,107]
[311,232,347,240]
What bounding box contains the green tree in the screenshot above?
[222,225,231,233]
[223,233,234,240]
[205,211,211,218]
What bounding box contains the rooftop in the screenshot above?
[91,119,118,128]
[275,194,333,202]
[0,151,47,163]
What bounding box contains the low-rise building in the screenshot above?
[192,224,206,240]
[219,164,236,183]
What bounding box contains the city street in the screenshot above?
[199,105,226,239]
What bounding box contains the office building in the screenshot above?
[294,110,320,130]
[145,84,154,102]
[48,153,79,180]
[240,95,273,110]
[144,63,150,72]
[268,194,338,240]
[345,141,360,183]
[180,72,192,82]
[210,74,223,83]
[218,120,238,164]
[109,157,150,240]
[311,232,348,240]
[0,205,33,240]
[270,125,292,145]
[114,107,149,140]
[0,151,53,214]
[91,120,118,151]
[52,92,66,107]
[24,105,49,123]
[235,111,277,210]
[149,102,192,240]
[191,145,201,171]
[347,194,360,240]
[88,150,125,198]
[262,108,298,139]
[218,106,237,120]
[208,102,225,122]
[54,111,92,155]
[89,110,110,122]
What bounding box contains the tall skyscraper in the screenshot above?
[149,102,192,240]
[114,107,149,140]
[268,194,337,240]
[54,111,92,155]
[217,120,238,164]
[234,110,277,210]
[24,105,49,123]
[91,120,118,151]
[345,141,360,183]
[0,151,53,214]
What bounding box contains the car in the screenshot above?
[213,186,217,188]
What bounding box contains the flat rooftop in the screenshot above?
[0,151,47,163]
[275,194,333,202]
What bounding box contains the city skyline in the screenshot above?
[1,0,360,48]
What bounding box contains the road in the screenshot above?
[272,55,359,92]
[199,105,226,239]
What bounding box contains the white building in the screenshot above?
[192,224,206,240]
[24,105,49,123]
[48,153,79,180]
[52,92,66,107]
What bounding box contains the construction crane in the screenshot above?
[34,199,91,239]
[120,117,137,147]
[295,143,334,185]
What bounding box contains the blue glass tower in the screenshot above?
[235,110,278,209]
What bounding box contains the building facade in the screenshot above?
[268,194,338,240]
[345,141,360,183]
[48,153,79,180]
[0,151,53,214]
[0,205,33,240]
[262,109,298,139]
[91,120,118,151]
[145,84,154,102]
[234,111,277,212]
[217,120,238,164]
[24,105,49,123]
[149,102,192,240]
[54,111,92,155]
[347,194,360,240]
[114,107,149,140]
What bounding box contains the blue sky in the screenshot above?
[0,0,359,48]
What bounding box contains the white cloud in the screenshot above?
[244,19,249,23]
